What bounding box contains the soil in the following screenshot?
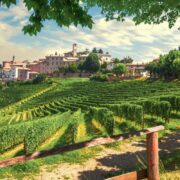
[35,132,180,180]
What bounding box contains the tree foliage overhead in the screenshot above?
[1,0,179,35]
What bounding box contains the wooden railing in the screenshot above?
[0,125,164,180]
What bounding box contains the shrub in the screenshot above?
[32,74,46,84]
[90,73,108,82]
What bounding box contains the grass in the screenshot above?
[0,161,40,179]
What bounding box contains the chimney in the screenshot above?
[72,43,77,57]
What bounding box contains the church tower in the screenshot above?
[72,43,77,57]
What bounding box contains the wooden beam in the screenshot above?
[147,132,159,180]
[106,169,147,180]
[0,126,164,168]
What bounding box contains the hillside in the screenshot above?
[0,78,179,179]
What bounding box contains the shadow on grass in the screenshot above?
[78,131,180,180]
[78,150,147,180]
[84,113,103,138]
[13,149,25,157]
[171,112,180,120]
[144,116,165,127]
[117,121,137,133]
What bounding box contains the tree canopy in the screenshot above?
[113,58,120,64]
[83,53,100,72]
[113,63,126,76]
[1,0,179,35]
[120,56,134,64]
[92,47,98,53]
[145,49,180,80]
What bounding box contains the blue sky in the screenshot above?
[0,0,180,63]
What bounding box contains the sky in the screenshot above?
[0,1,180,63]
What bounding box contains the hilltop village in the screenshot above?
[0,44,146,81]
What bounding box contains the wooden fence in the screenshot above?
[0,125,164,180]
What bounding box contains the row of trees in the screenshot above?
[92,48,104,54]
[113,57,134,64]
[145,49,180,80]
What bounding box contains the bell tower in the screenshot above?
[72,43,77,57]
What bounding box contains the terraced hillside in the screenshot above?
[0,78,179,179]
[0,78,179,154]
[0,82,51,108]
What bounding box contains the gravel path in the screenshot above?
[34,132,180,180]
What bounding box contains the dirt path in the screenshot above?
[36,132,180,180]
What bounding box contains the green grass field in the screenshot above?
[0,78,179,179]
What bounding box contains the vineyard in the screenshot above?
[0,78,180,178]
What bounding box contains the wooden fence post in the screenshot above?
[147,132,159,180]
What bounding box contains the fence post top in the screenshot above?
[146,125,164,133]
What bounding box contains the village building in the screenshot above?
[26,44,114,75]
[27,44,90,74]
[0,43,148,80]
[125,63,147,77]
[1,57,38,81]
[98,52,112,64]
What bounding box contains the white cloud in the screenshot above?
[0,0,29,22]
[0,2,180,63]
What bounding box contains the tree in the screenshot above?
[173,58,180,79]
[83,53,100,72]
[113,58,120,64]
[68,64,78,73]
[32,74,46,84]
[58,66,66,73]
[92,47,98,53]
[145,60,159,78]
[98,49,104,54]
[101,62,107,69]
[145,49,180,80]
[77,60,85,72]
[113,63,126,76]
[1,0,179,35]
[120,56,134,64]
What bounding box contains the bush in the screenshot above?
[32,74,46,84]
[90,73,108,82]
[7,81,17,87]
